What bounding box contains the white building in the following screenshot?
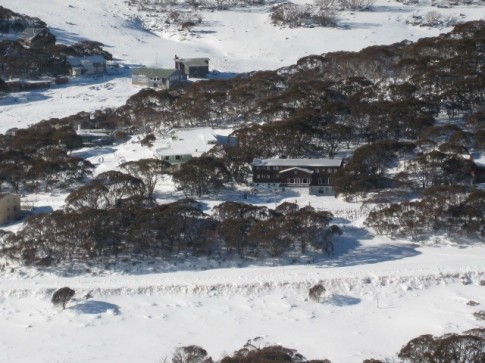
[67,55,106,76]
[153,127,218,165]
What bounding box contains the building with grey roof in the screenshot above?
[132,68,187,89]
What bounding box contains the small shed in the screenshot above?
[174,56,210,78]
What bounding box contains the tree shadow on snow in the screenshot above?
[327,294,361,307]
[70,300,120,315]
[317,226,421,268]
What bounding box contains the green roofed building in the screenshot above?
[131,67,187,89]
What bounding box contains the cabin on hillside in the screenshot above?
[252,158,344,195]
[131,68,186,90]
[67,55,106,76]
[174,56,209,78]
[0,194,20,225]
[153,127,218,165]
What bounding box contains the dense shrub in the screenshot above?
[51,287,75,309]
[308,283,326,302]
[398,332,485,362]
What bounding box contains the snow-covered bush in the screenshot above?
[406,11,459,28]
[271,3,337,28]
[314,0,375,10]
[473,310,485,321]
[338,0,376,10]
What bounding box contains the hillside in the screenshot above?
[1,0,484,72]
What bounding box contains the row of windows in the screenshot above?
[163,155,183,161]
[254,176,331,185]
[286,178,310,184]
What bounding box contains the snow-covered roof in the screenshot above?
[132,68,180,78]
[279,167,314,174]
[176,58,209,67]
[252,158,343,167]
[154,127,217,157]
[67,55,106,66]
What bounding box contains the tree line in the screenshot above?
[164,328,485,363]
[2,192,341,265]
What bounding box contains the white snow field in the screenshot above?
[0,0,485,362]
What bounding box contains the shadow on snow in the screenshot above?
[327,294,361,307]
[70,300,120,315]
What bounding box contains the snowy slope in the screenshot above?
[1,0,484,129]
[1,0,484,72]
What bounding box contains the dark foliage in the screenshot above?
[398,332,485,363]
[0,124,92,193]
[365,186,484,241]
[220,338,330,363]
[0,6,46,33]
[6,200,341,265]
[173,156,231,197]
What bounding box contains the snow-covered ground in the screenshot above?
[1,0,485,362]
[1,244,484,362]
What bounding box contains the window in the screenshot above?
[294,170,298,175]
[315,168,319,173]
[318,177,323,185]
[175,155,182,160]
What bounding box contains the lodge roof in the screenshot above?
[132,68,180,78]
[252,158,343,168]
